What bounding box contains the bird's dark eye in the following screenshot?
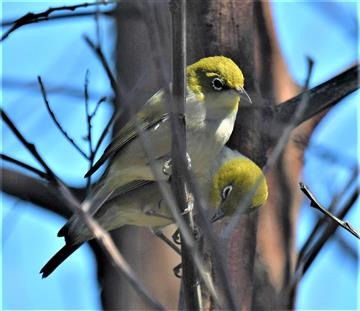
[212,77,224,91]
[221,185,233,200]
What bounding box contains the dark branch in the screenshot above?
[1,108,56,181]
[2,10,116,30]
[84,35,118,98]
[84,70,93,191]
[90,96,108,119]
[300,186,359,274]
[300,182,360,239]
[38,76,89,160]
[83,34,118,159]
[1,168,77,219]
[92,110,117,159]
[3,78,110,101]
[1,2,115,42]
[297,168,358,266]
[272,64,359,139]
[169,0,204,310]
[1,154,47,179]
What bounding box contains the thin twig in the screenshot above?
[300,183,360,239]
[1,9,115,28]
[297,168,358,267]
[289,187,359,294]
[92,110,117,159]
[84,70,92,153]
[38,76,89,160]
[1,2,116,42]
[0,153,47,179]
[3,78,110,101]
[266,58,314,169]
[83,35,118,97]
[1,108,57,181]
[84,70,94,191]
[90,96,107,119]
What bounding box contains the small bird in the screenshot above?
[40,147,268,278]
[84,56,250,190]
[209,147,268,221]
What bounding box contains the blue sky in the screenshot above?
[1,1,359,309]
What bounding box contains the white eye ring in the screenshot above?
[221,185,233,200]
[212,77,224,91]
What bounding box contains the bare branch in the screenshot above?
[1,9,115,28]
[170,0,204,310]
[1,154,47,179]
[3,77,109,101]
[1,108,57,182]
[297,187,359,276]
[90,96,108,119]
[267,58,314,167]
[83,70,93,191]
[300,183,360,239]
[84,35,118,98]
[1,168,75,219]
[297,168,358,265]
[272,64,360,139]
[38,76,89,160]
[1,2,115,42]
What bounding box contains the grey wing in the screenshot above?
[86,179,152,216]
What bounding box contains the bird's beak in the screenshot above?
[236,86,252,104]
[210,209,225,223]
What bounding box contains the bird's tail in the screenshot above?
[40,243,81,278]
[40,222,82,278]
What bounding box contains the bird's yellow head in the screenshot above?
[210,157,268,220]
[187,56,249,108]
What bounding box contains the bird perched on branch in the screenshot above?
[41,56,253,277]
[84,56,251,189]
[40,147,268,278]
